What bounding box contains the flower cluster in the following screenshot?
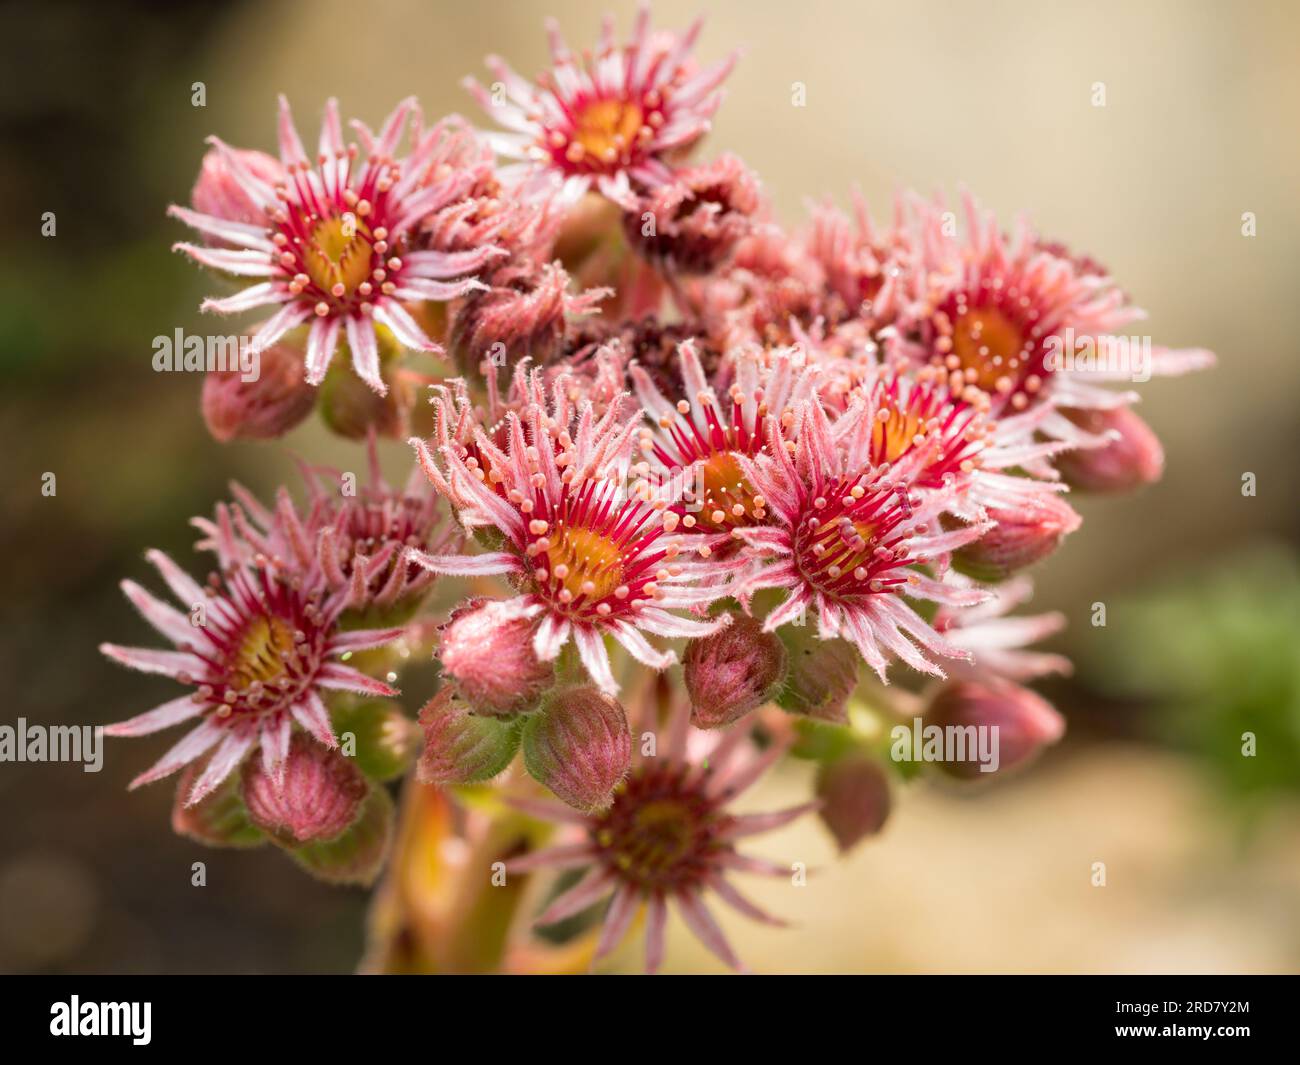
[105,4,1212,972]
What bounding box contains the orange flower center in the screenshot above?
[573,98,644,165]
[950,307,1032,394]
[303,215,376,300]
[871,404,928,465]
[227,615,294,691]
[690,451,766,531]
[536,524,627,608]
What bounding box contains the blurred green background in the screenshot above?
[1,0,1297,973]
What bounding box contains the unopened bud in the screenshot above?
[330,699,419,782]
[450,262,603,373]
[1056,406,1165,494]
[684,614,787,728]
[318,355,407,439]
[438,598,555,716]
[624,154,761,275]
[240,734,368,843]
[191,146,285,229]
[953,496,1081,582]
[815,754,891,853]
[924,680,1065,780]
[775,630,860,724]
[522,686,631,810]
[201,338,316,442]
[416,688,522,785]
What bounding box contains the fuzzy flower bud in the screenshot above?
[775,631,860,724]
[438,598,555,716]
[240,734,369,844]
[190,145,285,229]
[416,688,522,786]
[201,338,316,442]
[317,357,407,440]
[449,262,606,373]
[624,154,761,274]
[522,687,631,811]
[953,496,1082,582]
[815,754,891,853]
[1055,406,1165,494]
[923,680,1066,780]
[684,614,787,728]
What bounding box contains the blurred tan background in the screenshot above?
[1,0,1297,973]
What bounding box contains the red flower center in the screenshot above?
[592,763,725,891]
[791,478,919,600]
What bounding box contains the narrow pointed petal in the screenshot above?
[534,867,614,926]
[503,842,595,873]
[593,883,641,959]
[185,729,255,806]
[120,580,202,646]
[675,891,743,971]
[100,644,207,679]
[128,720,225,790]
[317,663,398,697]
[345,316,385,395]
[304,315,341,385]
[291,692,338,748]
[644,894,669,974]
[373,300,447,353]
[708,874,788,927]
[104,694,204,738]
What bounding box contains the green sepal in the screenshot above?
[286,784,395,887]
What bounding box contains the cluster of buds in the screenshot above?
[102,4,1212,972]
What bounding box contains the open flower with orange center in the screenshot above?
[408,381,729,693]
[631,342,815,557]
[890,192,1213,447]
[100,507,403,807]
[506,697,814,972]
[733,396,992,681]
[826,357,1077,522]
[171,97,502,395]
[465,5,737,208]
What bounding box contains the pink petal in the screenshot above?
[644,894,669,974]
[185,729,255,806]
[120,580,203,647]
[594,883,641,960]
[708,875,788,927]
[104,694,204,738]
[100,644,206,679]
[173,242,274,277]
[304,315,341,385]
[534,867,614,926]
[291,692,338,748]
[128,719,225,790]
[372,299,442,352]
[330,627,405,653]
[675,891,743,972]
[316,663,398,698]
[345,315,385,394]
[145,549,205,606]
[503,843,594,874]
